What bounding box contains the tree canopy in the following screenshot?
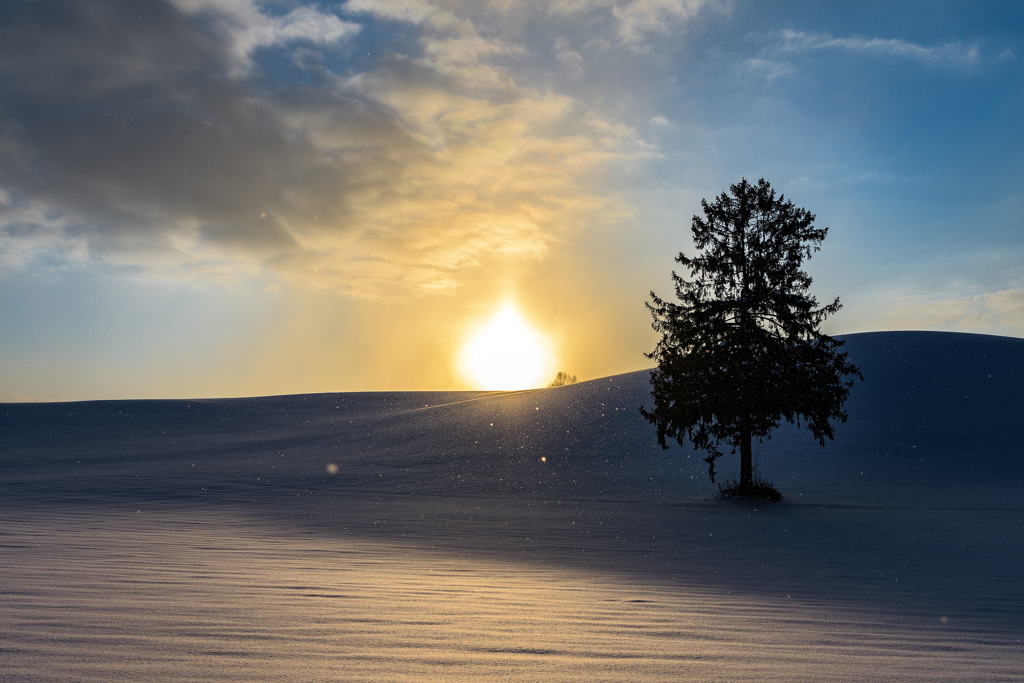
[640,178,862,495]
[549,372,578,387]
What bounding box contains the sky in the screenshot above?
[1,0,1022,401]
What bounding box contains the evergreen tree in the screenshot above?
[641,178,862,494]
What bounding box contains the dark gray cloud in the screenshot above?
[0,0,647,294]
[0,0,402,260]
[0,2,344,254]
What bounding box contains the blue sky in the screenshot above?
[1,0,1022,400]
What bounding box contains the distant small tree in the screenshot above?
[549,371,578,387]
[641,178,862,497]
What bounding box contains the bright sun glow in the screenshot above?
[460,304,553,390]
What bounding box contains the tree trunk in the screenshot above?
[740,420,752,489]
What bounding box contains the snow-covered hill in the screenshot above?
[4,331,1021,507]
[2,331,1022,682]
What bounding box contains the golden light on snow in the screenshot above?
[460,304,553,390]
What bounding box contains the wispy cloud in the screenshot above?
[555,37,586,79]
[779,29,984,67]
[345,0,525,84]
[742,57,793,81]
[547,0,716,46]
[879,289,1024,336]
[0,189,87,270]
[612,0,710,44]
[173,0,361,76]
[344,0,441,25]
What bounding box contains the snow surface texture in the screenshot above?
[2,331,1022,681]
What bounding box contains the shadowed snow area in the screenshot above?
[2,331,1023,681]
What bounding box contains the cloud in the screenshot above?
[612,0,710,44]
[742,57,793,81]
[344,0,524,86]
[0,189,87,270]
[173,0,361,76]
[344,0,455,28]
[555,37,586,78]
[879,290,1024,335]
[546,0,714,46]
[0,0,648,297]
[779,30,983,67]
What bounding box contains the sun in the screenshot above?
[460,304,553,390]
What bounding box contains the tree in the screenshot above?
[640,178,862,495]
[549,371,578,387]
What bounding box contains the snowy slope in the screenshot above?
[3,330,1020,505]
[2,331,1022,682]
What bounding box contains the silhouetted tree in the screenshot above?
[641,178,861,495]
[549,371,578,387]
